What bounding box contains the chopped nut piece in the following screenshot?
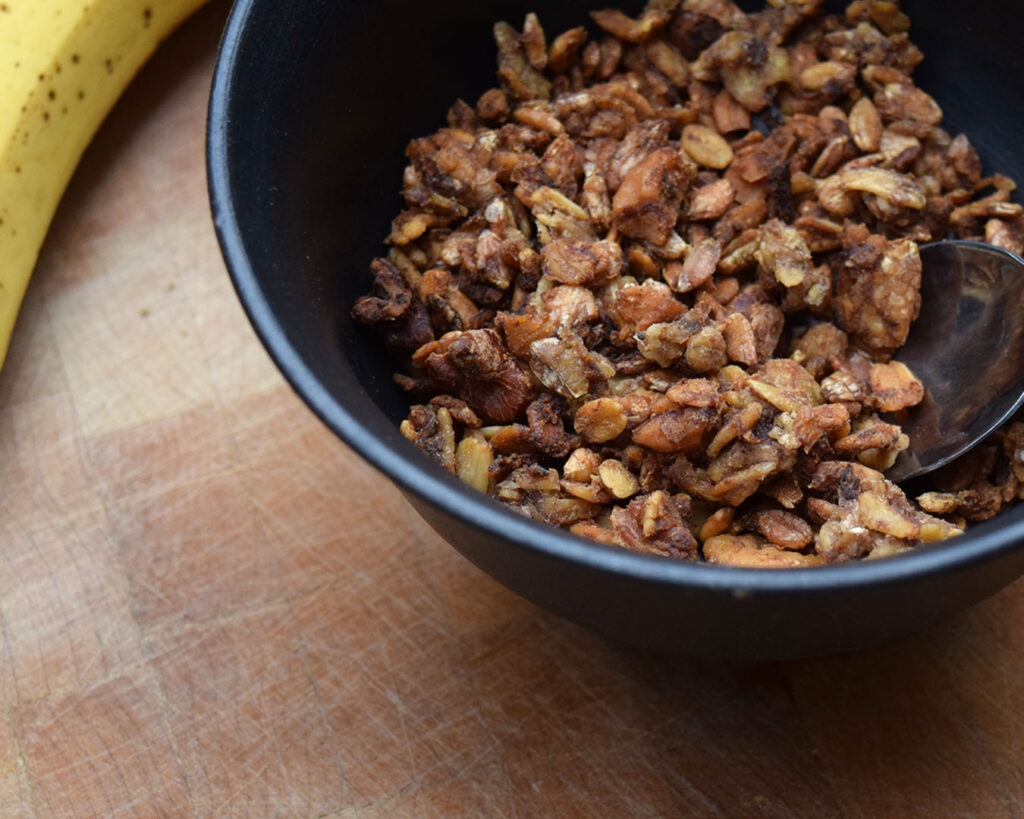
[606,279,686,332]
[985,218,1024,256]
[637,308,710,366]
[426,330,533,423]
[704,534,823,568]
[794,403,851,450]
[666,378,719,408]
[868,361,924,412]
[666,237,722,293]
[693,31,791,112]
[756,218,812,288]
[599,459,640,499]
[750,509,814,550]
[670,9,726,59]
[820,369,866,406]
[500,462,604,525]
[834,227,921,354]
[612,490,698,558]
[792,322,848,363]
[874,80,942,138]
[582,162,613,229]
[530,334,604,399]
[590,7,671,42]
[477,88,511,123]
[688,178,736,221]
[495,20,552,101]
[761,472,803,509]
[854,0,912,34]
[514,104,564,135]
[722,312,758,366]
[856,491,920,540]
[548,27,587,74]
[916,485,1006,522]
[746,302,785,362]
[486,424,535,454]
[541,238,623,286]
[542,285,600,332]
[402,405,457,472]
[524,186,593,242]
[698,507,734,541]
[814,517,877,560]
[563,446,601,481]
[685,326,729,373]
[713,89,751,134]
[633,407,715,454]
[521,13,548,70]
[752,359,822,409]
[420,268,480,333]
[707,402,764,458]
[834,417,905,455]
[429,394,482,428]
[612,147,692,244]
[809,460,887,501]
[708,441,790,506]
[353,257,434,351]
[569,520,624,546]
[605,120,671,190]
[526,395,576,458]
[806,497,843,525]
[496,311,553,358]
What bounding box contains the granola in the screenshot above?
[353,0,1024,567]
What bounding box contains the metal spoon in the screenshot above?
[887,240,1024,482]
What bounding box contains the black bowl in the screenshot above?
[207,0,1024,659]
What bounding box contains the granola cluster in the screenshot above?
[353,0,1024,567]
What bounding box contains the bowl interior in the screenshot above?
[209,0,1024,586]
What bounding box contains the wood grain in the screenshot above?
[0,3,1021,816]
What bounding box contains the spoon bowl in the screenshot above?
[889,241,1024,481]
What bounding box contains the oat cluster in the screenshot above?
[353,0,1024,567]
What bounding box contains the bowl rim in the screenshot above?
[206,0,1024,598]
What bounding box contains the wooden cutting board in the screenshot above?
[0,4,1021,816]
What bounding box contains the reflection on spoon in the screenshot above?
[888,241,1024,482]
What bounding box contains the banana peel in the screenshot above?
[0,0,208,369]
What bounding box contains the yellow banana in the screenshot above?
[0,0,207,368]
